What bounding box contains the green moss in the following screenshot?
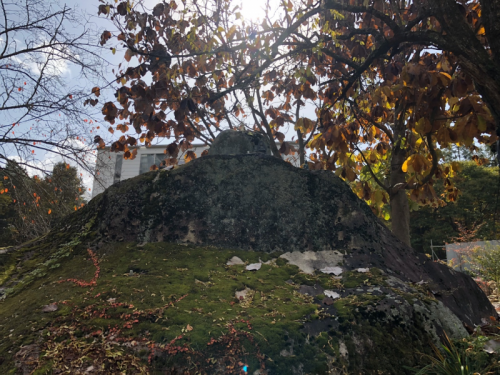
[342,268,386,289]
[0,241,326,374]
[32,361,54,375]
[0,238,480,374]
[0,263,15,286]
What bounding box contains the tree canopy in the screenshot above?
[0,162,86,245]
[95,0,500,245]
[410,161,500,256]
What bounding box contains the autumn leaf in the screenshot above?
[100,30,112,46]
[124,49,134,62]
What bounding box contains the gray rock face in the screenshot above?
[31,142,499,374]
[80,153,496,330]
[208,130,273,156]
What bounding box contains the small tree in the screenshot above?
[0,161,85,244]
[0,0,106,191]
[469,242,500,286]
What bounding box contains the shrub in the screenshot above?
[469,242,500,285]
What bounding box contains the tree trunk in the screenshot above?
[389,102,411,247]
[297,129,305,166]
[390,144,411,247]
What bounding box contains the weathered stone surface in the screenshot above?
[208,130,273,156]
[82,154,495,328]
[280,250,344,274]
[1,151,497,374]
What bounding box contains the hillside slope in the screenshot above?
[0,154,496,374]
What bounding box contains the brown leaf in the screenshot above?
[117,2,128,16]
[100,30,112,46]
[153,3,165,17]
[102,102,118,124]
[124,49,134,62]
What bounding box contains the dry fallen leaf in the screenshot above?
[186,324,193,332]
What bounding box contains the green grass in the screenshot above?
[0,241,325,374]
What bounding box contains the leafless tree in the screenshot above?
[0,0,107,177]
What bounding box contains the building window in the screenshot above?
[114,155,123,183]
[139,154,166,174]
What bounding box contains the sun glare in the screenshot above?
[238,0,278,23]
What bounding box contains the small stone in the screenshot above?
[324,290,341,299]
[235,288,251,300]
[226,256,245,265]
[41,303,58,313]
[320,266,343,275]
[322,297,335,305]
[339,341,348,358]
[280,348,293,357]
[356,268,369,273]
[484,339,500,354]
[246,263,261,271]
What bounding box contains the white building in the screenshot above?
[91,143,299,198]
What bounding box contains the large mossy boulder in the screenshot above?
[0,150,497,374]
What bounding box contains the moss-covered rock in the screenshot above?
[0,153,497,374]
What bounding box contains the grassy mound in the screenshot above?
[1,236,499,374]
[0,239,341,374]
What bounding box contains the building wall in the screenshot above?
[92,149,118,197]
[92,144,209,198]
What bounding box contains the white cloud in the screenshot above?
[10,42,72,78]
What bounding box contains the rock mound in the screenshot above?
[0,152,497,374]
[90,154,493,327]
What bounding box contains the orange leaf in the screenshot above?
[48,209,52,214]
